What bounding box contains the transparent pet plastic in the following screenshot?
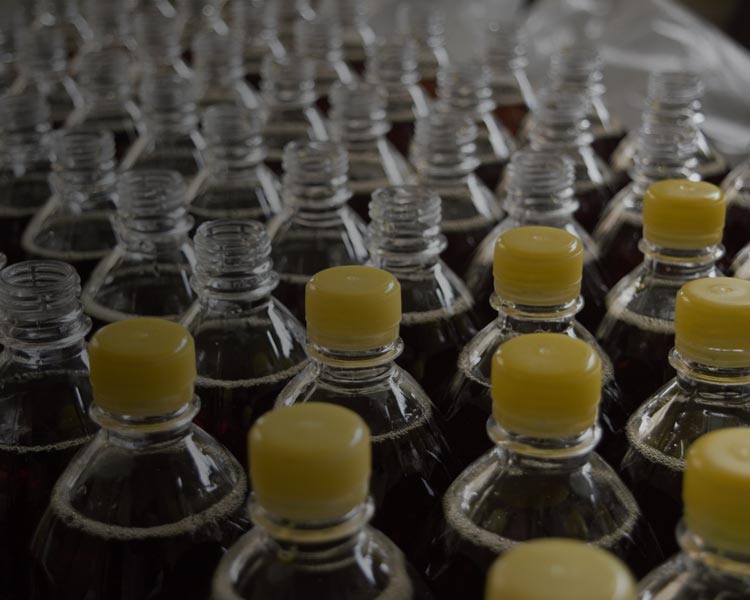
[229,0,286,88]
[399,6,449,98]
[327,0,376,73]
[134,2,192,81]
[723,158,750,266]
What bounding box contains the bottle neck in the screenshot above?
[1,126,52,171]
[205,139,266,182]
[504,186,579,221]
[530,118,593,148]
[144,106,199,137]
[670,349,750,392]
[678,525,750,585]
[638,239,722,280]
[309,340,403,374]
[492,296,581,331]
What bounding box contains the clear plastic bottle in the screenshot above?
[724,157,750,266]
[446,226,626,469]
[622,277,750,556]
[14,27,82,127]
[180,219,308,466]
[368,186,477,402]
[482,21,534,137]
[638,427,750,599]
[436,63,514,191]
[192,28,261,111]
[425,333,663,598]
[274,265,454,561]
[82,169,197,326]
[611,71,729,189]
[230,0,286,89]
[364,38,430,157]
[267,141,368,320]
[485,539,637,600]
[326,0,376,74]
[212,402,434,599]
[175,0,226,63]
[410,112,502,275]
[32,0,92,58]
[189,105,282,225]
[134,1,193,81]
[400,6,449,98]
[22,129,117,281]
[0,92,53,264]
[329,81,413,220]
[79,0,135,59]
[121,70,206,177]
[259,54,329,175]
[525,87,613,233]
[29,317,249,599]
[67,48,144,162]
[272,0,316,52]
[0,260,96,599]
[464,150,609,331]
[596,180,725,419]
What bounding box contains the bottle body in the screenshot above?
[722,158,750,265]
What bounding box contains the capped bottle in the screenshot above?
[595,119,700,286]
[410,112,502,274]
[425,333,662,599]
[622,277,750,555]
[274,266,454,561]
[267,141,368,320]
[82,169,197,325]
[230,0,286,88]
[722,154,750,265]
[67,48,143,161]
[189,105,282,225]
[121,70,206,178]
[525,87,613,233]
[0,260,96,598]
[329,81,413,220]
[597,180,725,417]
[0,92,53,263]
[364,38,430,157]
[368,186,477,402]
[213,402,434,599]
[485,539,637,600]
[22,128,117,281]
[638,428,750,599]
[400,6,449,98]
[327,0,376,73]
[181,219,308,466]
[464,150,609,331]
[259,54,329,175]
[134,1,192,80]
[446,226,626,468]
[436,63,514,191]
[30,318,249,599]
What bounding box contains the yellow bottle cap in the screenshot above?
[305,266,401,351]
[493,226,583,306]
[485,539,637,600]
[675,277,750,368]
[89,318,196,417]
[643,179,725,250]
[684,428,750,554]
[249,402,371,522]
[491,333,601,438]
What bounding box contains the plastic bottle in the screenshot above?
[272,0,316,52]
[121,70,206,177]
[175,0,225,63]
[32,0,92,58]
[622,277,750,555]
[327,0,376,73]
[189,104,282,225]
[368,186,478,402]
[721,155,750,265]
[638,428,750,599]
[29,318,248,599]
[259,54,329,175]
[410,112,502,274]
[267,141,368,320]
[595,119,700,287]
[230,0,286,89]
[464,150,609,331]
[329,81,413,220]
[0,260,96,598]
[485,539,637,600]
[436,63,514,191]
[180,219,307,465]
[596,179,725,418]
[364,38,430,157]
[82,169,196,326]
[22,128,117,281]
[400,6,449,98]
[134,1,192,80]
[274,266,454,561]
[446,226,626,469]
[80,0,135,59]
[0,92,53,263]
[425,333,662,599]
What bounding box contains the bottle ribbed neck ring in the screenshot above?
[483,21,527,70]
[0,90,51,132]
[139,71,198,129]
[365,38,420,85]
[548,43,604,91]
[116,169,191,234]
[647,70,704,109]
[261,54,317,104]
[282,141,351,208]
[412,112,479,173]
[19,27,67,75]
[203,104,266,161]
[437,63,495,114]
[193,29,245,81]
[52,128,116,174]
[294,16,344,62]
[78,48,132,99]
[506,150,576,198]
[329,81,390,142]
[532,87,590,130]
[135,4,182,61]
[634,119,698,169]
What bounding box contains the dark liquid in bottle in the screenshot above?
[575,183,613,234]
[493,103,528,138]
[0,174,52,263]
[592,131,626,164]
[349,193,373,222]
[387,119,416,158]
[273,279,307,322]
[443,224,496,278]
[421,79,438,98]
[131,146,204,179]
[475,160,505,192]
[721,198,750,266]
[599,219,643,288]
[244,72,261,89]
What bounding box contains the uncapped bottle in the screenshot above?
[638,428,750,599]
[181,219,308,466]
[327,0,376,74]
[400,6,449,98]
[597,180,725,417]
[722,155,750,266]
[30,318,249,599]
[229,0,286,89]
[134,1,192,80]
[274,266,454,561]
[212,403,434,599]
[272,0,316,52]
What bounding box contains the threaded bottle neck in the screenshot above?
[368,185,446,269]
[411,112,480,179]
[484,21,527,72]
[203,104,266,173]
[329,82,389,145]
[294,16,345,64]
[78,48,133,110]
[529,87,592,147]
[19,27,67,77]
[116,170,192,238]
[85,0,132,48]
[140,71,199,135]
[282,141,352,210]
[365,38,421,87]
[192,219,279,299]
[646,70,704,120]
[403,6,445,50]
[504,150,577,214]
[135,3,183,65]
[631,118,698,185]
[0,260,91,353]
[261,54,317,106]
[193,29,245,89]
[232,0,278,39]
[0,92,52,167]
[437,63,495,116]
[548,43,604,97]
